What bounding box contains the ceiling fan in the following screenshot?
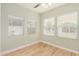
[33,3,41,8]
[33,3,52,8]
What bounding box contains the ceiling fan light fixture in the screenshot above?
[33,3,53,8]
[41,3,48,8]
[48,3,52,6]
[41,3,46,7]
[41,3,52,8]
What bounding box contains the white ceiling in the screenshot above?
[17,3,66,13]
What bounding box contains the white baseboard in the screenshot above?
[1,41,40,56]
[41,41,79,54]
[1,40,79,56]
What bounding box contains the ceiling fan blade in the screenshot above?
[34,3,41,8]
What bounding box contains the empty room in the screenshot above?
[0,3,79,56]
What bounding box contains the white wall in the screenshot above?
[1,4,40,52]
[1,3,79,53]
[41,4,79,52]
[0,4,1,52]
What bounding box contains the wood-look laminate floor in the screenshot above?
[4,42,79,56]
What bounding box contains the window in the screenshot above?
[27,20,36,34]
[8,15,24,36]
[57,12,78,39]
[61,23,76,33]
[43,17,55,36]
